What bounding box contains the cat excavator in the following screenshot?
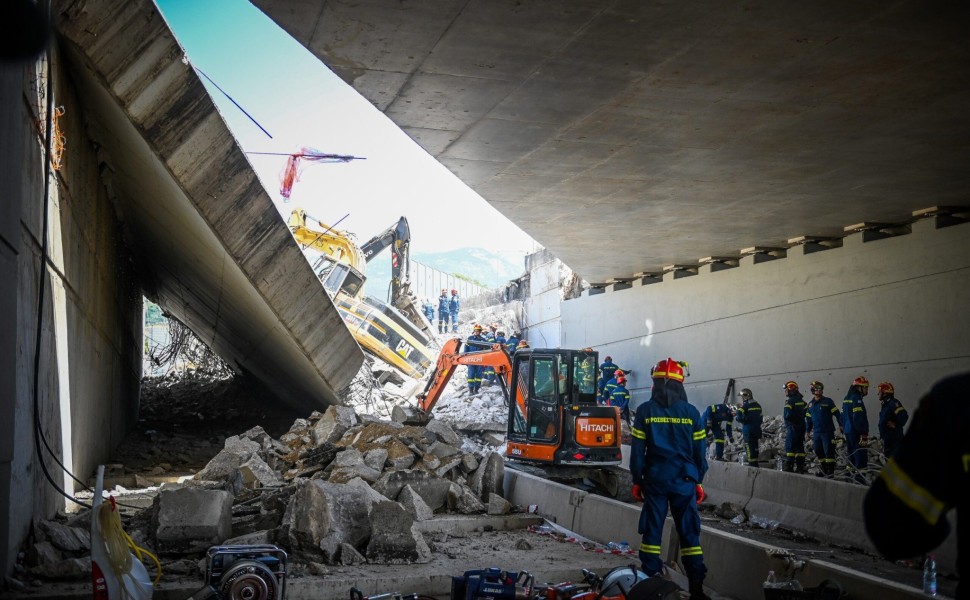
[399,338,631,497]
[288,208,437,379]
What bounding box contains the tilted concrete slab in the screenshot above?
[54,0,363,411]
[254,0,970,284]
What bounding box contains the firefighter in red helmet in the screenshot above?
[630,358,710,600]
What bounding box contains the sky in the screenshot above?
[155,0,539,261]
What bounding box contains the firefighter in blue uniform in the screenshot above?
[464,324,485,393]
[864,372,969,600]
[448,289,461,333]
[630,358,710,600]
[876,381,908,458]
[702,401,734,461]
[805,380,842,477]
[609,374,631,424]
[506,331,521,354]
[735,388,763,467]
[599,356,620,398]
[783,381,808,473]
[842,376,870,478]
[437,289,450,334]
[600,369,626,405]
[422,298,434,323]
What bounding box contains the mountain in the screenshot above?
[365,247,524,294]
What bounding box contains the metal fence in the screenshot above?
[411,260,488,303]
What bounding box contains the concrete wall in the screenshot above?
[562,219,970,425]
[522,249,563,348]
[1,51,141,575]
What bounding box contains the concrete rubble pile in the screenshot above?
[13,404,513,588]
[716,414,888,484]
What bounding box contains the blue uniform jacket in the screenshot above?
[784,392,807,430]
[863,373,969,599]
[449,295,460,314]
[842,389,869,435]
[609,385,630,413]
[506,335,520,353]
[599,361,619,388]
[630,380,707,492]
[806,396,841,436]
[703,404,733,436]
[437,295,449,315]
[601,376,621,402]
[735,400,763,439]
[878,396,909,440]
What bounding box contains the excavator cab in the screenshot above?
[506,348,622,466]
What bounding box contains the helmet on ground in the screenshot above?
[605,355,612,361]
[853,376,870,388]
[650,358,686,382]
[517,340,530,348]
[877,381,894,396]
[784,381,799,393]
[738,388,753,400]
[809,380,824,394]
[451,288,458,295]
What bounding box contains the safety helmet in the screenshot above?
[582,347,593,352]
[809,380,824,394]
[605,355,612,361]
[472,324,483,332]
[738,388,753,400]
[853,376,870,388]
[877,381,894,396]
[451,288,458,294]
[497,331,505,337]
[651,358,686,382]
[517,340,529,348]
[783,381,799,393]
[615,369,625,377]
[616,376,626,385]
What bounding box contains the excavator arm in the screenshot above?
[287,208,366,272]
[409,338,512,422]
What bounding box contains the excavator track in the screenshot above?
[506,461,633,502]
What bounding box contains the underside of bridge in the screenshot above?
[255,0,970,284]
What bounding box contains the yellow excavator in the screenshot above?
[288,208,437,379]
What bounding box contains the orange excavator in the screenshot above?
[402,338,629,495]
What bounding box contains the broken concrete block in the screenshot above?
[373,470,452,510]
[365,501,431,564]
[240,425,271,445]
[338,543,367,566]
[25,541,61,567]
[363,448,388,472]
[28,557,90,580]
[332,447,364,468]
[312,406,359,447]
[328,464,382,485]
[288,418,310,432]
[240,454,282,489]
[483,432,506,446]
[426,420,461,446]
[223,435,261,457]
[430,442,461,459]
[448,483,487,514]
[461,454,479,473]
[282,479,378,562]
[487,493,512,516]
[153,488,233,554]
[38,521,90,553]
[469,452,505,502]
[344,478,392,511]
[194,449,244,484]
[385,439,416,470]
[421,454,442,471]
[398,485,434,521]
[435,456,464,479]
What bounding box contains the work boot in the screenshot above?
[795,457,807,474]
[782,460,794,473]
[688,579,711,600]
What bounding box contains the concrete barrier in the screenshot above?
[503,468,945,600]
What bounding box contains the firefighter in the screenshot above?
[599,356,620,397]
[863,372,968,600]
[516,340,530,350]
[601,369,626,406]
[630,358,710,600]
[783,381,808,473]
[422,298,434,323]
[609,374,631,424]
[437,289,450,334]
[842,376,870,478]
[449,289,461,333]
[484,330,507,386]
[876,381,908,458]
[464,324,486,393]
[702,401,734,461]
[506,331,521,353]
[735,388,763,467]
[805,380,842,477]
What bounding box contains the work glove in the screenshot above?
[695,484,705,506]
[632,484,643,502]
[860,435,869,448]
